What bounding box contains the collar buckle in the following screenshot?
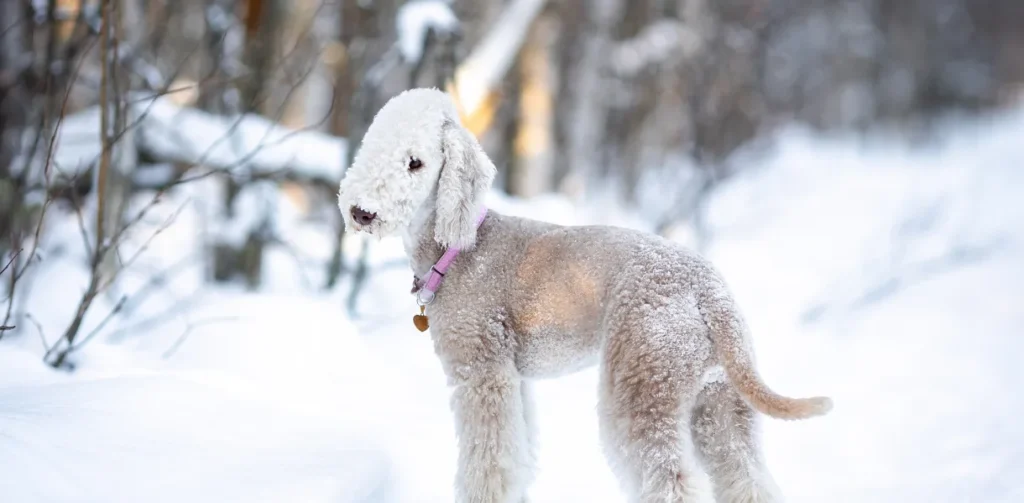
[416,289,435,306]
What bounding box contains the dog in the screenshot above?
[336,88,832,503]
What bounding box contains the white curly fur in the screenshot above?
[337,88,495,251]
[337,88,832,503]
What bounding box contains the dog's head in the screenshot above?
[337,88,496,249]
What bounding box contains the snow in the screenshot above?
[396,0,461,64]
[0,369,395,503]
[20,96,347,183]
[138,97,347,182]
[608,20,702,77]
[2,104,1024,502]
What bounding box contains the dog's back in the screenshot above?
[469,212,717,379]
[469,210,832,420]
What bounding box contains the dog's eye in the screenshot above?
[408,157,423,171]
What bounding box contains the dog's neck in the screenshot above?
[401,197,445,279]
[401,194,488,294]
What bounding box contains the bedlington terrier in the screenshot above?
[336,88,832,503]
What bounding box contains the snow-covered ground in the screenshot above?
[2,106,1023,502]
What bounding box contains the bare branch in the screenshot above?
[24,313,49,352]
[0,248,20,276]
[97,253,199,339]
[69,294,126,352]
[161,316,239,359]
[801,236,1010,324]
[94,0,113,270]
[1,248,24,338]
[0,4,99,342]
[68,181,96,258]
[104,287,203,345]
[97,198,189,293]
[47,194,188,365]
[46,0,119,368]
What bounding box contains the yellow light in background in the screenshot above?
[445,79,503,139]
[514,40,553,159]
[56,0,84,42]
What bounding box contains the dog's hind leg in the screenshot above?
[691,380,783,503]
[450,361,533,503]
[598,320,708,503]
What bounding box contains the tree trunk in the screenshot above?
[0,0,28,259]
[280,0,317,128]
[555,0,620,202]
[508,7,557,198]
[324,0,377,290]
[209,0,289,290]
[94,0,138,291]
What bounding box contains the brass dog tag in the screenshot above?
[413,305,429,332]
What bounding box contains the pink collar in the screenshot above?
[413,206,489,305]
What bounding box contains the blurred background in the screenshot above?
[1,1,1023,502]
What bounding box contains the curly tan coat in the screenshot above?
[337,88,832,503]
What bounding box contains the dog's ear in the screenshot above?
[435,119,495,249]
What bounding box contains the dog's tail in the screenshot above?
[694,264,832,421]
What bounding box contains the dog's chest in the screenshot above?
[515,325,600,378]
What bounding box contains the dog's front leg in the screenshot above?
[450,362,532,503]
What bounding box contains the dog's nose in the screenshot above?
[350,206,377,226]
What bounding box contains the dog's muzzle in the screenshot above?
[350,206,377,226]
